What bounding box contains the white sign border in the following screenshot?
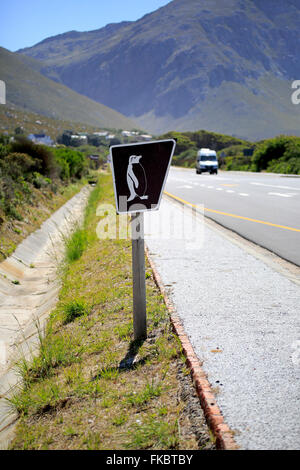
[110,138,176,214]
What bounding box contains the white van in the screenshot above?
[196,148,218,174]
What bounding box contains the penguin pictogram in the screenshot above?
[126,155,148,202]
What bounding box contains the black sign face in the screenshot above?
[110,139,176,213]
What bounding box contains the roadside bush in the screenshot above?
[10,137,56,177]
[31,172,52,189]
[0,153,35,179]
[223,155,252,171]
[0,143,9,158]
[267,156,300,175]
[0,135,9,145]
[0,135,88,223]
[252,136,300,174]
[0,153,36,218]
[173,148,197,167]
[54,148,87,179]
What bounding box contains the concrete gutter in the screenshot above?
[0,185,91,449]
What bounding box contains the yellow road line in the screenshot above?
[164,191,300,233]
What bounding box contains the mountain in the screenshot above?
[0,47,139,130]
[18,0,300,140]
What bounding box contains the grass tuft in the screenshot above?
[64,226,87,263]
[126,416,180,450]
[126,381,162,408]
[62,299,90,324]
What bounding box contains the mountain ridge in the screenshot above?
[0,47,139,130]
[17,0,300,139]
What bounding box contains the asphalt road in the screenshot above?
[165,168,300,266]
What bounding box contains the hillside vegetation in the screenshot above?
[0,135,88,220]
[0,104,125,141]
[159,130,300,175]
[0,135,95,259]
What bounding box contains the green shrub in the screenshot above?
[173,148,197,167]
[0,153,35,178]
[223,155,252,171]
[252,136,300,174]
[54,148,87,179]
[10,137,55,177]
[267,156,300,175]
[0,143,9,158]
[0,153,35,218]
[32,172,51,189]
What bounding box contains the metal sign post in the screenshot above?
[110,139,176,341]
[131,212,147,340]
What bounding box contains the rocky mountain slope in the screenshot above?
[18,0,300,139]
[0,47,139,130]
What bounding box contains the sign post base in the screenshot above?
[131,212,147,341]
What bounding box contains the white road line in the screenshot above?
[251,182,300,191]
[177,185,193,189]
[268,192,293,198]
[216,188,223,191]
[226,190,235,193]
[207,186,214,189]
[239,193,249,196]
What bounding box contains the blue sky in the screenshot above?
[1,0,171,51]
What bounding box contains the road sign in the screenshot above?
[110,138,176,340]
[110,139,176,214]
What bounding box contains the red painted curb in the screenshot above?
[145,246,239,451]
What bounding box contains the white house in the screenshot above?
[94,131,108,136]
[140,134,153,141]
[28,134,53,146]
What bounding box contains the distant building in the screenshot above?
[121,130,132,137]
[93,131,108,136]
[121,130,140,137]
[140,134,153,141]
[71,134,87,142]
[28,134,53,146]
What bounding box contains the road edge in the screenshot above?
[145,245,239,451]
[163,191,300,286]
